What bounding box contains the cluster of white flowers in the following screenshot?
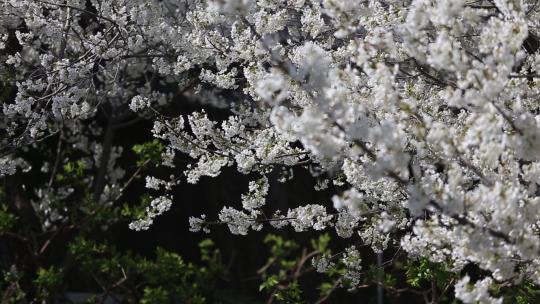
[341,246,363,290]
[129,196,173,231]
[454,276,502,304]
[129,95,150,112]
[0,157,30,177]
[4,0,540,298]
[312,254,334,273]
[189,214,210,233]
[145,176,175,191]
[218,206,262,235]
[287,204,334,231]
[241,176,269,210]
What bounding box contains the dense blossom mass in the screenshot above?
[2,0,540,302]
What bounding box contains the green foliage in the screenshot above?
[260,276,303,304]
[132,139,164,167]
[310,233,331,254]
[121,193,152,220]
[0,139,226,303]
[404,258,456,289]
[56,160,88,183]
[317,281,335,298]
[264,234,299,259]
[498,280,540,304]
[258,235,305,303]
[63,160,87,178]
[259,234,338,303]
[259,275,279,292]
[273,280,304,304]
[141,286,170,304]
[1,267,26,304]
[199,239,226,275]
[0,188,16,232]
[33,266,63,300]
[68,237,223,303]
[263,234,300,278]
[383,272,397,289]
[517,281,540,303]
[0,204,17,232]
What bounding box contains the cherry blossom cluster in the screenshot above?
[3,0,540,299]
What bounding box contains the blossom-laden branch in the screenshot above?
[3,0,540,301]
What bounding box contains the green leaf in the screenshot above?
[259,275,279,291]
[132,139,164,167]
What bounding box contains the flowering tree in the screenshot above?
[2,0,540,302]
